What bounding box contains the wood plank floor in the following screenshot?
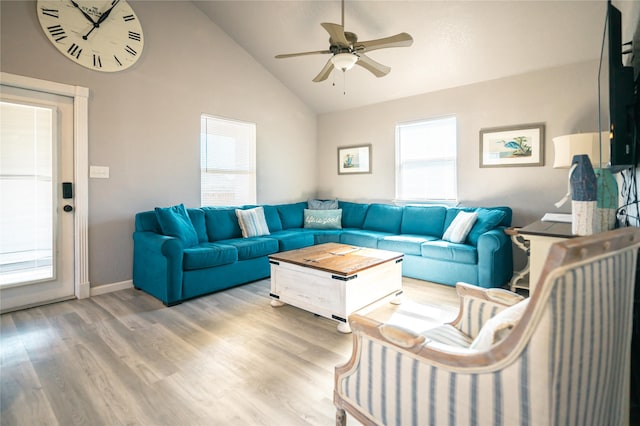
[1,277,458,426]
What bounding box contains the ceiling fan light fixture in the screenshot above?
[331,53,358,71]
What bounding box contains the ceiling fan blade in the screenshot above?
[321,22,350,47]
[355,54,390,78]
[312,58,335,82]
[275,50,331,59]
[356,32,413,53]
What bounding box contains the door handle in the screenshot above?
[63,205,73,212]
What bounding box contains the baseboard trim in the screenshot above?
[90,280,134,296]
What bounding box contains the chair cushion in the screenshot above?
[466,208,507,246]
[470,298,530,350]
[442,211,478,243]
[155,204,198,247]
[421,324,473,348]
[303,209,342,229]
[236,207,270,238]
[183,243,238,270]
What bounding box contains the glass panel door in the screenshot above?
[0,101,56,287]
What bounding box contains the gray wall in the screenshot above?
[0,1,318,288]
[316,59,604,229]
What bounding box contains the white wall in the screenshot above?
[317,59,603,228]
[0,1,318,288]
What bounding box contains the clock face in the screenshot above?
[37,0,144,72]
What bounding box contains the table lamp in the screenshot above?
[553,132,617,234]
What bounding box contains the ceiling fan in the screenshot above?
[275,0,413,82]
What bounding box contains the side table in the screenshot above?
[516,220,574,294]
[505,227,530,293]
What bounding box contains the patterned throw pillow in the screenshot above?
[235,206,270,238]
[442,211,478,243]
[155,204,199,247]
[303,209,342,229]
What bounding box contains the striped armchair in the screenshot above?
[334,227,640,426]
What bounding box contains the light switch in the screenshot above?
[90,165,110,179]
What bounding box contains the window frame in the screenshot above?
[395,116,458,204]
[200,114,257,206]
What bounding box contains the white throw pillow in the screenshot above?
[470,298,530,351]
[442,211,478,243]
[236,207,270,238]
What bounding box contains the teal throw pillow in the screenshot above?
[155,204,199,247]
[236,206,271,238]
[304,209,342,229]
[467,208,507,246]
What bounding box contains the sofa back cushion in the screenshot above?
[187,208,208,243]
[363,204,403,233]
[339,201,369,228]
[203,207,243,241]
[262,205,283,232]
[276,202,307,229]
[400,206,446,237]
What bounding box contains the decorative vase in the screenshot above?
[570,154,597,235]
[595,168,618,231]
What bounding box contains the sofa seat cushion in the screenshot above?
[183,243,238,270]
[220,237,279,260]
[378,234,438,256]
[340,230,391,248]
[312,229,343,244]
[421,240,477,265]
[268,231,315,252]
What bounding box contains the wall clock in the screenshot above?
[37,0,144,72]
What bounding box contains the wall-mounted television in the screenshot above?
[606,1,636,172]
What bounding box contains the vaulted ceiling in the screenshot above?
[194,1,634,114]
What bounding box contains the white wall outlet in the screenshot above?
[90,165,110,179]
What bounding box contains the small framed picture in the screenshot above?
[479,123,545,167]
[338,144,371,175]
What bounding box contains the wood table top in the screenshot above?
[268,242,403,277]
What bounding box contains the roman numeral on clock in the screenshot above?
[125,45,137,56]
[114,55,122,66]
[128,31,141,42]
[123,14,135,22]
[67,43,82,59]
[93,54,102,68]
[47,24,67,42]
[41,8,59,18]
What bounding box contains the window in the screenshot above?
[200,115,256,206]
[395,116,457,203]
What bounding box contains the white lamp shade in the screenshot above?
[552,132,610,169]
[331,53,358,71]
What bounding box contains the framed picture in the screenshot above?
[479,123,545,167]
[338,144,371,174]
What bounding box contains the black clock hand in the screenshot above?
[70,0,96,25]
[96,0,120,26]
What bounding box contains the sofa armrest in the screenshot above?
[132,231,184,305]
[476,227,513,288]
[450,282,524,338]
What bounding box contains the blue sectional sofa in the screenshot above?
[133,201,513,305]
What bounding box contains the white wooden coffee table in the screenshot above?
[269,243,403,333]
